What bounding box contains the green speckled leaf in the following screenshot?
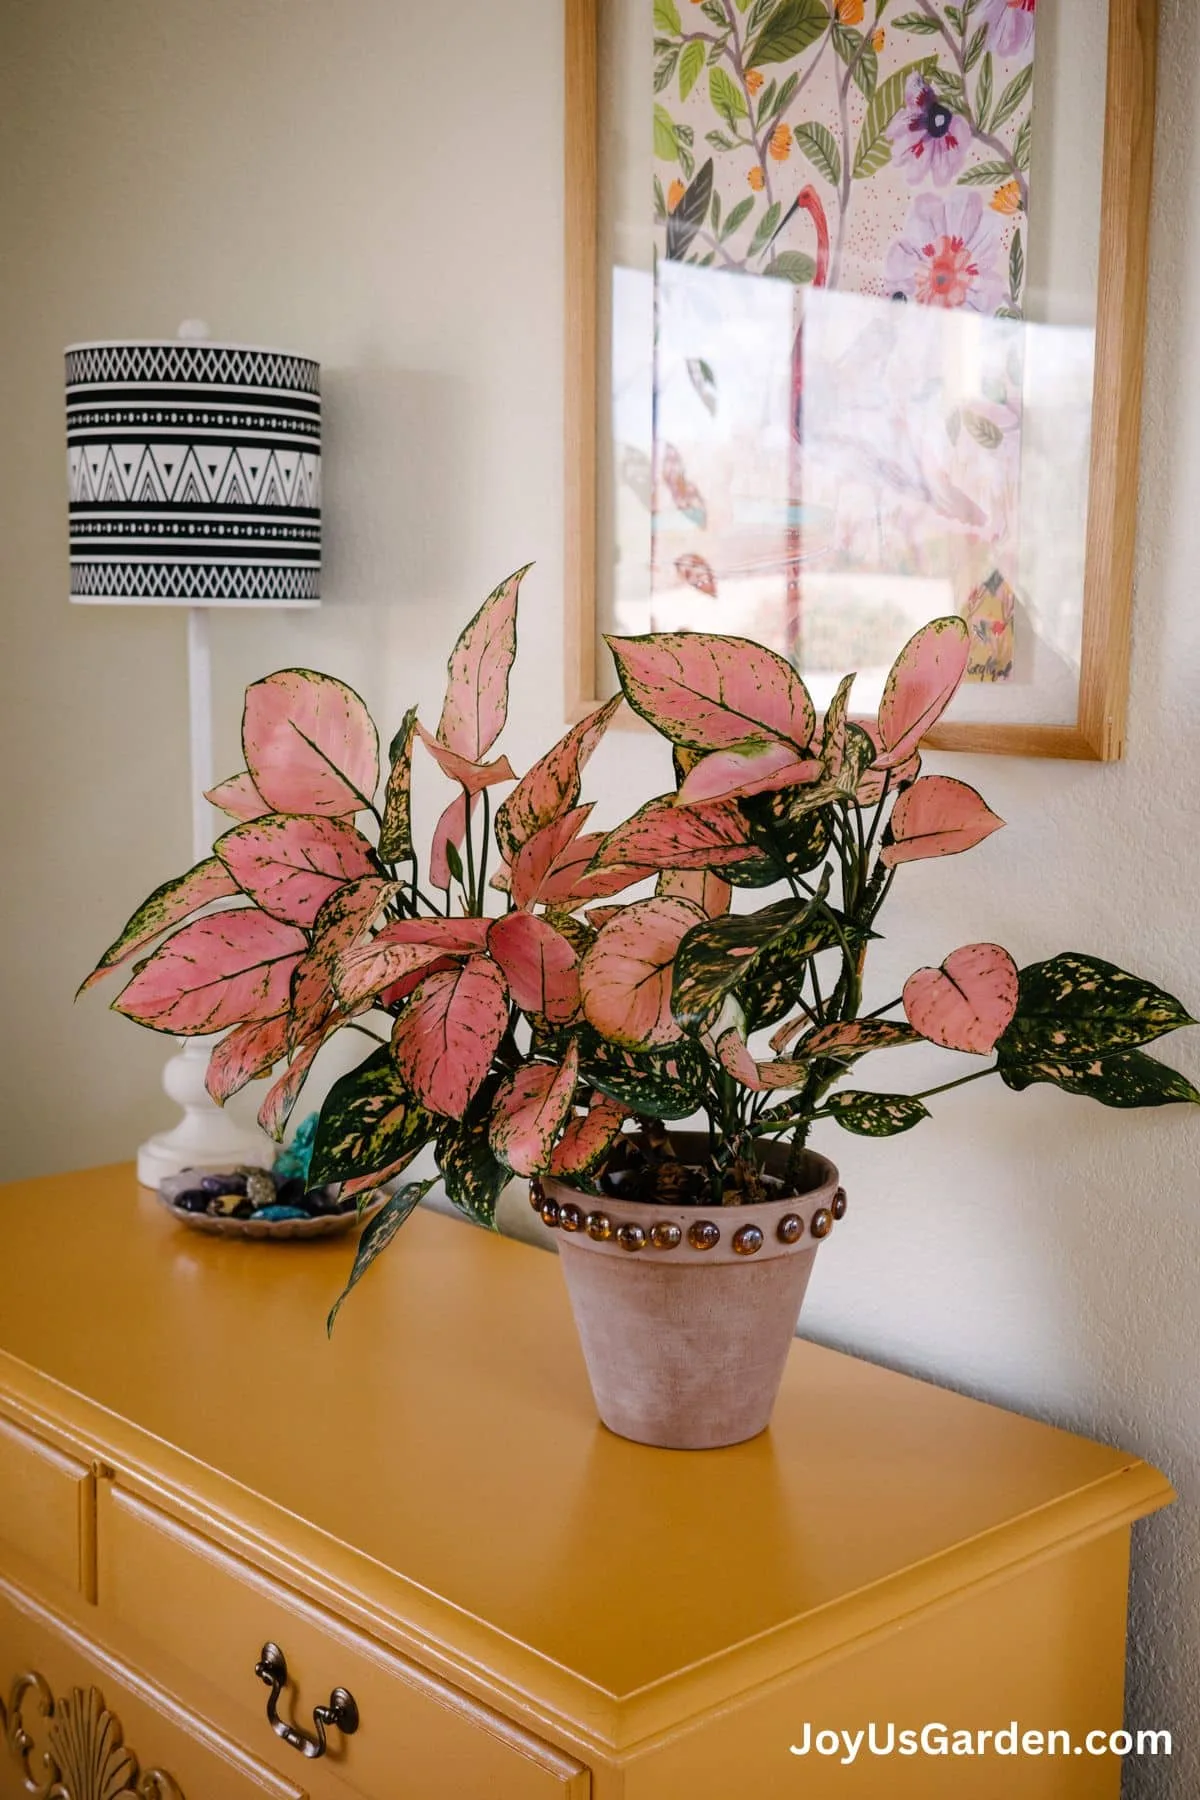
[326,1179,435,1334]
[739,786,832,877]
[378,706,418,863]
[436,1076,510,1227]
[573,1026,709,1119]
[999,954,1195,1060]
[998,1049,1200,1109]
[672,889,833,1032]
[825,1091,930,1136]
[309,1047,434,1187]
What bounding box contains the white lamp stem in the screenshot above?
[187,606,215,864]
[135,604,273,1186]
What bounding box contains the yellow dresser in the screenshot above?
[0,1165,1173,1797]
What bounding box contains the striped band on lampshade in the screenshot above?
[65,339,321,607]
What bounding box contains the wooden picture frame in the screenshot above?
[564,0,1157,760]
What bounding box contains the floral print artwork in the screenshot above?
[647,0,1039,704]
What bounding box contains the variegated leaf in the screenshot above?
[378,707,418,863]
[671,891,831,1032]
[997,1048,1200,1108]
[998,953,1196,1061]
[216,814,379,926]
[494,697,622,859]
[771,1015,920,1059]
[488,1043,580,1177]
[391,956,509,1118]
[882,776,1004,867]
[243,668,380,816]
[549,1094,630,1179]
[436,565,527,761]
[80,857,239,994]
[334,917,489,1012]
[205,1014,289,1104]
[825,1091,930,1135]
[876,618,969,768]
[510,805,593,910]
[326,1179,436,1334]
[592,794,773,877]
[308,1047,434,1186]
[204,770,269,821]
[415,720,517,795]
[656,869,731,917]
[607,631,815,751]
[904,943,1019,1054]
[487,911,581,1022]
[288,876,398,1050]
[258,1028,329,1139]
[579,896,705,1047]
[114,911,308,1035]
[436,1075,511,1226]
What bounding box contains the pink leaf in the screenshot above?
[494,696,622,859]
[334,917,489,1011]
[258,1030,327,1140]
[881,776,1005,867]
[288,876,398,1049]
[216,815,379,926]
[715,1029,808,1091]
[114,911,307,1036]
[243,669,380,816]
[676,742,822,805]
[876,618,969,768]
[391,956,509,1118]
[205,771,269,822]
[903,943,1019,1054]
[488,1043,580,1177]
[656,869,731,918]
[579,896,703,1047]
[549,1093,630,1178]
[436,565,527,761]
[341,1158,414,1200]
[415,721,517,796]
[585,905,624,930]
[773,1017,921,1058]
[591,795,760,872]
[380,955,456,1007]
[537,836,650,908]
[430,792,478,890]
[80,857,239,994]
[487,912,581,1022]
[510,806,592,910]
[607,632,815,752]
[205,1014,289,1105]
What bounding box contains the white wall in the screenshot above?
[1,5,1197,1792]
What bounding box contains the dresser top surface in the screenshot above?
[0,1164,1170,1722]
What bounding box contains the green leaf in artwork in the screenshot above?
[964,23,987,71]
[654,102,680,163]
[707,129,738,151]
[679,38,705,100]
[997,954,1196,1062]
[701,0,729,23]
[1008,230,1025,300]
[436,1077,511,1228]
[377,705,418,863]
[990,62,1034,132]
[962,410,1004,450]
[655,49,680,94]
[666,158,714,259]
[720,195,755,239]
[794,120,841,187]
[745,0,829,68]
[755,78,779,126]
[308,1047,435,1187]
[852,58,934,180]
[708,64,748,130]
[832,25,877,100]
[326,1180,435,1334]
[958,159,1019,187]
[763,251,817,284]
[825,1091,931,1136]
[654,0,682,34]
[891,10,941,30]
[975,50,994,131]
[772,71,800,118]
[998,1049,1200,1110]
[747,199,783,258]
[1014,115,1032,172]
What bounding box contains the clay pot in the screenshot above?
[542,1138,844,1450]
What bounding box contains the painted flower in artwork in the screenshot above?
[978,0,1037,58]
[886,74,969,187]
[885,192,1005,313]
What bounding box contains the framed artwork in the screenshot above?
[565,0,1157,757]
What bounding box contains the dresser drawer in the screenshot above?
[99,1484,589,1800]
[0,1413,93,1597]
[0,1569,305,1799]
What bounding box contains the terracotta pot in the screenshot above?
[541,1138,844,1450]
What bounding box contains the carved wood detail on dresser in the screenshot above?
[0,1166,1174,1798]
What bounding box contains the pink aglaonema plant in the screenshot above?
[85,572,1198,1323]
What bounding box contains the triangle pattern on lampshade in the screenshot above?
[65,338,322,607]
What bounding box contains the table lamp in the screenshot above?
[66,324,321,1184]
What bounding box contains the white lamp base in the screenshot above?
[136,1039,274,1188]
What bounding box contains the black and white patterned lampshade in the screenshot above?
[65,339,321,606]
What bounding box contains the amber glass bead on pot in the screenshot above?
[544,1138,842,1450]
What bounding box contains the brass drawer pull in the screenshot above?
[254,1641,359,1759]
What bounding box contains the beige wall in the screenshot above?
[2,4,1199,1791]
